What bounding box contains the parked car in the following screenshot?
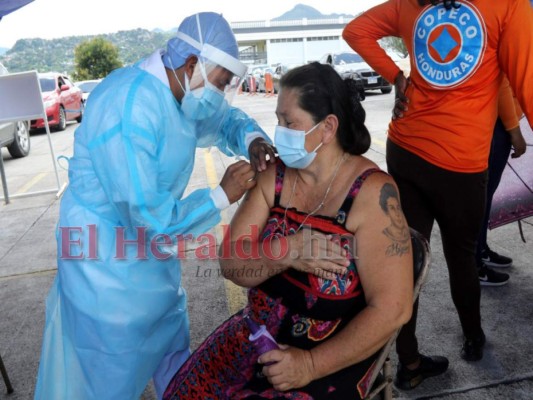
[75,79,102,104]
[271,63,303,94]
[0,63,31,158]
[0,120,31,159]
[31,72,84,131]
[320,51,392,96]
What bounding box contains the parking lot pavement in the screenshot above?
[1,93,533,399]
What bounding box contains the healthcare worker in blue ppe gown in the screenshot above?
[34,12,275,400]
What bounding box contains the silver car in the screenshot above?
[75,79,102,105]
[0,120,31,159]
[0,63,31,158]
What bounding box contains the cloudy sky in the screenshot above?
[0,0,385,49]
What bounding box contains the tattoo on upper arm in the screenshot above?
[379,183,410,257]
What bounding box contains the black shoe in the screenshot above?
[395,354,449,390]
[481,248,512,268]
[461,331,486,361]
[479,265,509,286]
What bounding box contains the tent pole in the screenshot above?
[0,153,10,204]
[43,119,61,191]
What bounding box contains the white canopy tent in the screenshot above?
[1,2,40,393]
[0,70,66,204]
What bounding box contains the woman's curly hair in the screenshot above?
[418,0,462,9]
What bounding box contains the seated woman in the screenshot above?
[164,62,413,400]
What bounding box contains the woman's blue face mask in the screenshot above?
[274,122,322,169]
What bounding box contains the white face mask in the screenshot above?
[274,122,323,169]
[171,59,227,121]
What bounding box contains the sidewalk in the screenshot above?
[1,94,533,399]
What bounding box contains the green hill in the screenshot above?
[0,28,173,75]
[273,4,353,20]
[0,5,357,76]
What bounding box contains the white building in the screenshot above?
[231,17,355,67]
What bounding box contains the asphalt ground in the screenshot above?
[1,92,533,399]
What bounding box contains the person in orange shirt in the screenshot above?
[476,77,527,285]
[343,0,533,391]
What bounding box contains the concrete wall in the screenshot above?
[267,40,304,66]
[266,36,354,66]
[233,18,353,67]
[304,37,352,63]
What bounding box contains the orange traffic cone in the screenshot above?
[264,72,275,97]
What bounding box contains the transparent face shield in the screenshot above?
[174,26,247,144]
[187,54,245,109]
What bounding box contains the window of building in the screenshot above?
[271,38,304,43]
[307,36,339,41]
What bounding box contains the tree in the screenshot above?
[74,37,123,80]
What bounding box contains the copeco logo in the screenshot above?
[413,2,486,89]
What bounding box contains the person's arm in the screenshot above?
[87,85,254,239]
[219,163,285,285]
[498,76,520,132]
[196,105,275,171]
[498,76,527,158]
[498,0,533,128]
[508,126,527,159]
[343,0,409,120]
[342,0,403,84]
[260,173,413,390]
[219,162,350,288]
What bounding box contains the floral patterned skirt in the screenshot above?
[163,288,379,400]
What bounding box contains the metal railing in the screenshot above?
[231,16,351,30]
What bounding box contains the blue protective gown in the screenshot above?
[34,52,267,400]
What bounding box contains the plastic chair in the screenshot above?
[362,228,431,400]
[0,353,14,394]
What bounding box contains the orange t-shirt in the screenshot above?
[343,0,533,172]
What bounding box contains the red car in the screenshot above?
[31,73,84,131]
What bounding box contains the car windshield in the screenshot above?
[77,81,100,93]
[334,53,364,65]
[39,78,56,92]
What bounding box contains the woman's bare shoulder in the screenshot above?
[345,157,398,231]
[255,158,278,209]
